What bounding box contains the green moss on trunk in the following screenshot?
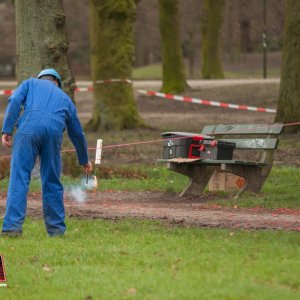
[201,0,225,79]
[275,0,300,133]
[15,0,75,100]
[87,0,144,131]
[158,0,188,93]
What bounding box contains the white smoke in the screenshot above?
[66,176,97,203]
[67,185,87,203]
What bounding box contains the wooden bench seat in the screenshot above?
[159,123,284,197]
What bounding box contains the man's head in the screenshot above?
[37,69,62,88]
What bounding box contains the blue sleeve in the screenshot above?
[66,105,89,165]
[1,80,29,134]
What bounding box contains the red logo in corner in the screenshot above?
[0,255,7,283]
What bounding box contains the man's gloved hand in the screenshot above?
[83,161,93,174]
[2,134,12,147]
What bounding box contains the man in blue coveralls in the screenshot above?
[1,68,92,237]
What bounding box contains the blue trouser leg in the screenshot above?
[2,133,38,232]
[40,131,65,236]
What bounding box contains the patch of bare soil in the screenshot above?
[0,192,299,231]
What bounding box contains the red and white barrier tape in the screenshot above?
[95,79,132,84]
[0,90,14,96]
[0,79,132,96]
[74,87,94,93]
[1,87,94,95]
[138,90,277,114]
[0,88,93,95]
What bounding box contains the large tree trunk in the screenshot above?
[180,0,202,78]
[275,0,300,132]
[87,0,144,131]
[15,0,75,99]
[158,0,188,93]
[201,0,225,79]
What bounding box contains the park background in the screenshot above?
[0,1,300,300]
[0,0,284,79]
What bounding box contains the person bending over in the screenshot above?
[1,68,92,237]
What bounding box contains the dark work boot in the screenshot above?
[0,230,23,237]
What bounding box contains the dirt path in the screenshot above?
[0,191,299,231]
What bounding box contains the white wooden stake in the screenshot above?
[95,139,102,165]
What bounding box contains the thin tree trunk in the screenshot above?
[87,0,144,131]
[159,0,188,93]
[201,0,225,79]
[275,0,300,132]
[15,0,75,99]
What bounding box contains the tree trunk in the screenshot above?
[87,0,144,131]
[15,0,75,99]
[275,0,300,132]
[201,0,225,79]
[158,0,188,93]
[240,20,253,53]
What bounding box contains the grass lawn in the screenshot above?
[133,64,162,80]
[0,218,299,300]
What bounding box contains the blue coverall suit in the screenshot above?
[1,78,88,236]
